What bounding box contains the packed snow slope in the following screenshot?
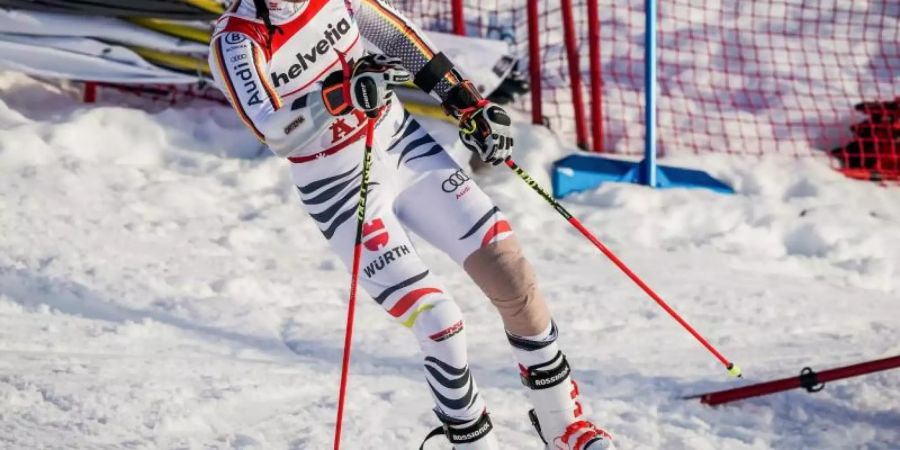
[1,72,899,449]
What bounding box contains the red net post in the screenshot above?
[561,0,589,150]
[83,82,98,103]
[587,0,603,152]
[451,0,465,36]
[527,0,543,126]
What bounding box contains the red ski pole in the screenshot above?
[333,117,377,450]
[505,158,742,378]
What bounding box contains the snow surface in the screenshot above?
[1,72,899,449]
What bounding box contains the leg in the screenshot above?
[468,237,614,449]
[461,218,614,449]
[288,146,497,448]
[390,128,613,449]
[388,129,551,337]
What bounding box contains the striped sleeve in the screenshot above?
[354,0,463,102]
[208,32,332,158]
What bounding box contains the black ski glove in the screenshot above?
[322,54,411,117]
[443,81,514,165]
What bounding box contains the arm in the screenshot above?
[208,33,332,158]
[352,1,514,165]
[353,0,465,105]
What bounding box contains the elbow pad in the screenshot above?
[441,80,485,120]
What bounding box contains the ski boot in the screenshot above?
[521,352,614,450]
[419,409,499,450]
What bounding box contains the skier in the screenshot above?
[209,1,613,448]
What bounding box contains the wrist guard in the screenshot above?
[441,80,487,121]
[322,69,353,116]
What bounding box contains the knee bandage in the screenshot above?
[464,238,550,335]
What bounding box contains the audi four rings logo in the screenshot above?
[442,169,471,192]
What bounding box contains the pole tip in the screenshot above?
[727,363,742,378]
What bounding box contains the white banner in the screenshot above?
[0,9,208,54]
[0,35,197,83]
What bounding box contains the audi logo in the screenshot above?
[441,169,471,192]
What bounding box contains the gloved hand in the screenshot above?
[459,103,514,165]
[322,54,410,117]
[443,81,514,165]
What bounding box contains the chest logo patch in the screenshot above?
[224,32,247,45]
[270,19,353,89]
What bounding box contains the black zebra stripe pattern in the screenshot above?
[296,165,375,240]
[424,357,480,415]
[386,113,443,167]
